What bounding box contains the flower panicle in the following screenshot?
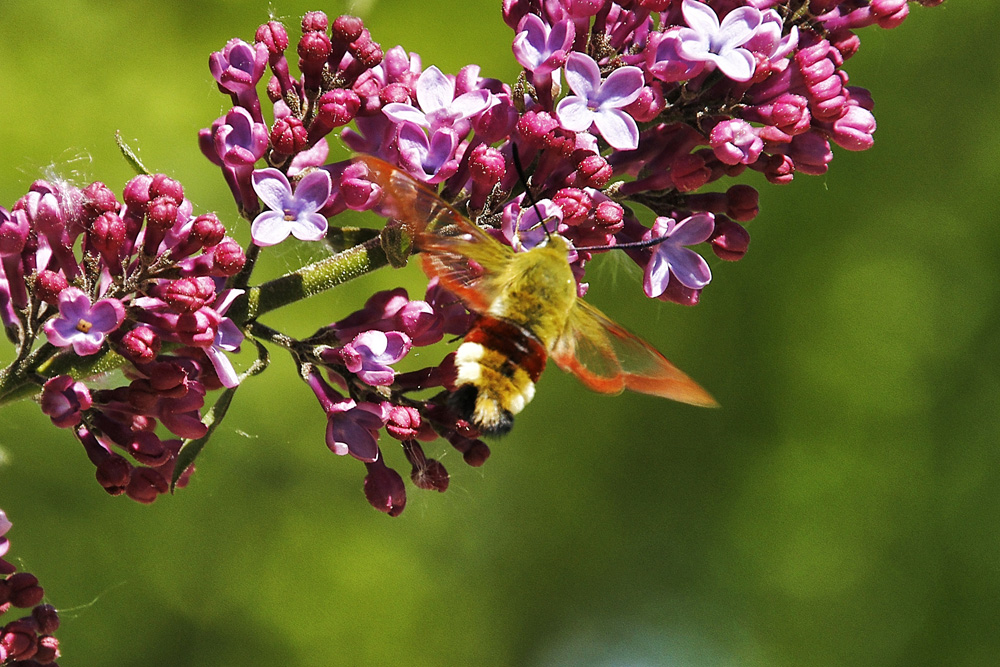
[2,1,941,516]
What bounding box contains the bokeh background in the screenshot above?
[0,1,995,665]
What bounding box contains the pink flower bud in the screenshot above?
[146,195,179,233]
[363,458,407,516]
[162,276,216,313]
[333,15,364,43]
[671,153,711,192]
[298,30,332,62]
[301,11,328,33]
[89,211,126,257]
[710,217,751,261]
[39,375,92,428]
[212,238,247,275]
[150,174,184,204]
[95,455,132,494]
[385,405,421,440]
[82,181,119,220]
[126,466,169,504]
[6,572,43,608]
[574,154,612,188]
[32,604,60,635]
[189,212,226,249]
[120,326,161,364]
[270,116,308,155]
[553,188,592,224]
[468,145,506,186]
[725,184,759,222]
[34,270,68,305]
[255,20,288,54]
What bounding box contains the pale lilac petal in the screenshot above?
[381,103,430,128]
[252,169,292,211]
[293,170,332,213]
[644,251,673,298]
[513,14,548,69]
[712,49,756,82]
[288,212,328,241]
[682,0,721,34]
[250,211,292,246]
[593,109,639,150]
[215,317,244,352]
[599,66,645,108]
[414,66,454,113]
[555,97,596,132]
[448,89,491,119]
[205,345,240,388]
[670,248,713,289]
[88,298,126,332]
[563,52,601,98]
[668,213,715,245]
[716,7,762,50]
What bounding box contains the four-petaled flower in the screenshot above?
[382,65,491,133]
[643,214,715,298]
[555,52,644,151]
[675,0,762,82]
[250,168,331,246]
[43,287,125,356]
[512,15,575,77]
[338,330,412,387]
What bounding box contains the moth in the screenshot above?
[359,155,718,436]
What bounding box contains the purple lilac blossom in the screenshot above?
[643,214,716,298]
[555,52,644,150]
[250,168,331,245]
[43,287,125,356]
[337,330,412,386]
[381,65,491,133]
[675,0,762,82]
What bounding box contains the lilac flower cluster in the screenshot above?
[0,168,247,504]
[1,1,942,520]
[1,511,60,665]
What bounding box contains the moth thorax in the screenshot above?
[448,317,547,437]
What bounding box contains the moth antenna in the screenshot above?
[511,144,556,241]
[575,235,673,253]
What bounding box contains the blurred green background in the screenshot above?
[0,1,995,665]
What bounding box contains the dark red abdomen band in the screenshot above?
[465,316,548,382]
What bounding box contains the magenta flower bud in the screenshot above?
[363,457,407,516]
[128,431,171,467]
[517,110,560,149]
[468,145,506,186]
[624,84,666,123]
[402,440,449,492]
[189,212,226,249]
[89,211,126,258]
[301,10,328,33]
[671,153,711,192]
[95,454,131,495]
[146,195,179,233]
[270,116,308,156]
[762,153,794,185]
[298,31,332,88]
[710,217,751,261]
[350,32,384,69]
[385,405,422,440]
[255,20,289,54]
[379,82,411,105]
[150,174,184,204]
[35,634,60,664]
[313,89,361,137]
[1,617,38,661]
[119,325,161,364]
[212,238,247,276]
[6,572,43,608]
[32,604,60,635]
[828,102,876,151]
[162,276,216,313]
[39,374,92,428]
[553,188,592,224]
[574,154,612,188]
[593,200,624,230]
[34,269,68,305]
[126,466,169,504]
[82,181,119,220]
[175,308,219,347]
[210,38,269,97]
[725,184,759,222]
[333,15,364,43]
[710,119,763,165]
[123,174,154,212]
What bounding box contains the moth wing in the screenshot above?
[358,155,514,312]
[550,299,719,407]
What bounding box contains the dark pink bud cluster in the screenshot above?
[0,511,61,665]
[1,170,245,504]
